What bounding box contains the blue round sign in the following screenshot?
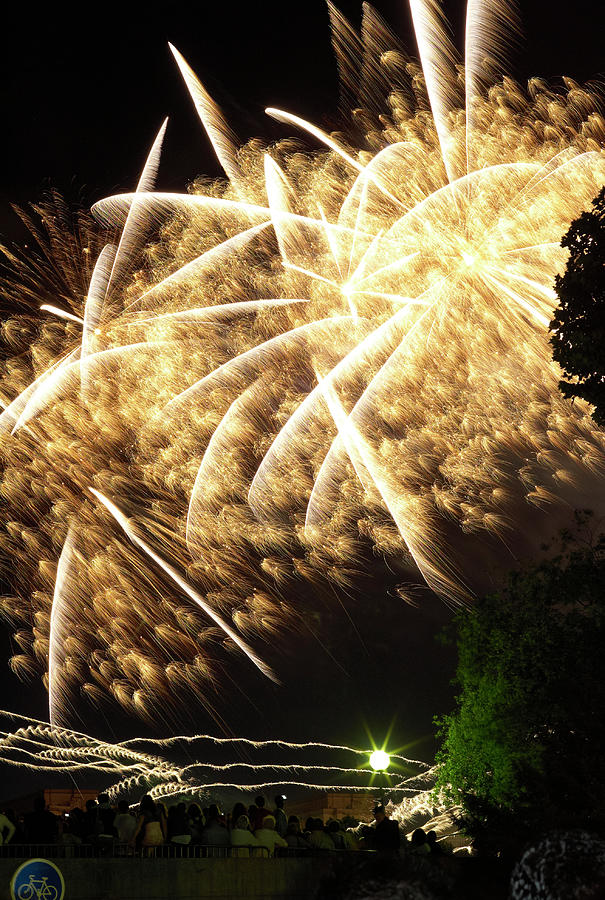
[10,858,65,900]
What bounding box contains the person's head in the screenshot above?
[412,828,427,845]
[312,818,324,831]
[328,820,340,833]
[117,800,129,814]
[261,815,276,830]
[208,803,220,821]
[177,802,187,815]
[373,804,386,823]
[33,796,46,812]
[85,799,97,812]
[255,796,265,808]
[139,794,156,817]
[426,830,438,846]
[287,815,301,833]
[235,814,250,830]
[274,794,285,809]
[232,802,246,821]
[187,803,201,820]
[97,793,110,808]
[304,817,314,832]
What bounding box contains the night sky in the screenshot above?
[1,0,605,780]
[3,0,605,243]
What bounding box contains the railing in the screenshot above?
[0,843,373,861]
[0,843,270,860]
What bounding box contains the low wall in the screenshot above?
[0,856,335,900]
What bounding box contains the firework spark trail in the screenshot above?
[464,0,520,173]
[169,44,243,190]
[80,244,117,399]
[40,305,85,326]
[48,527,75,727]
[120,734,429,769]
[0,710,432,811]
[12,342,174,433]
[104,120,168,302]
[408,0,460,183]
[1,0,605,728]
[246,301,427,518]
[0,346,80,436]
[132,222,272,309]
[88,489,279,683]
[164,316,356,416]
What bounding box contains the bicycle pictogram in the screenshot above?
[16,875,58,900]
[10,859,64,900]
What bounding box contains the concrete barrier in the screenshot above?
[1,856,335,900]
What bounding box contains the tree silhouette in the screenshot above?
[550,185,605,426]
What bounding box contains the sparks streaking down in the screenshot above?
[1,0,605,729]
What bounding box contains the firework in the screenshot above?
[0,710,431,810]
[1,0,605,728]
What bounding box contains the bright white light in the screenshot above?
[370,749,390,771]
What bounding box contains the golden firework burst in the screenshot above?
[1,0,605,728]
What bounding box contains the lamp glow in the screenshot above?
[370,749,390,771]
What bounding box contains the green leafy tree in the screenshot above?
[550,185,605,426]
[435,517,605,851]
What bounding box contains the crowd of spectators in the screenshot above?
[0,794,447,859]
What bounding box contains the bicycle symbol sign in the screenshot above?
[10,859,65,900]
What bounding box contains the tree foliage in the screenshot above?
[550,185,605,426]
[435,516,605,848]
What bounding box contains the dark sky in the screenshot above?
[0,0,604,786]
[2,0,604,242]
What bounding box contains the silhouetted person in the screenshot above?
[132,795,165,848]
[285,816,310,850]
[82,799,99,843]
[230,803,247,829]
[308,818,335,851]
[66,808,84,842]
[0,810,16,845]
[24,796,58,844]
[410,827,430,855]
[273,795,287,837]
[187,804,204,844]
[96,793,116,845]
[328,819,346,849]
[340,824,359,850]
[200,804,229,847]
[114,800,136,844]
[230,814,260,855]
[426,829,445,855]
[168,802,191,846]
[254,814,288,856]
[373,805,400,855]
[250,796,271,832]
[3,810,24,843]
